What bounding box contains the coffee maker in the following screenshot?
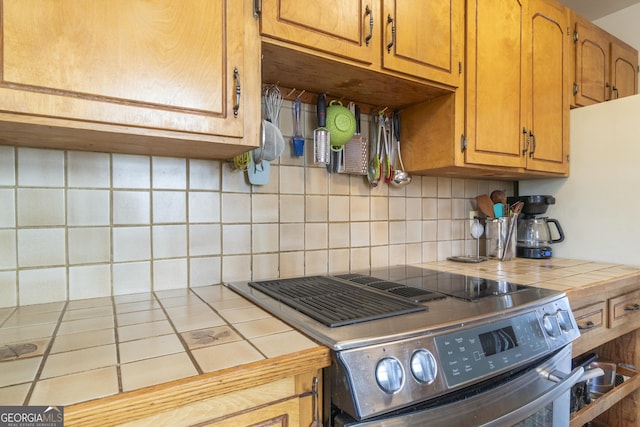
[507,195,565,259]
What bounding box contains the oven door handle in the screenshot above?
[483,365,585,427]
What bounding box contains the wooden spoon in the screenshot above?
[476,194,495,218]
[490,190,506,205]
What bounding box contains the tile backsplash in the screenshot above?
[0,100,513,307]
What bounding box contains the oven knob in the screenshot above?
[411,349,437,384]
[543,313,561,337]
[556,309,573,332]
[375,357,404,394]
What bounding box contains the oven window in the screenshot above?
[512,401,553,427]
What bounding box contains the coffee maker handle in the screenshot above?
[547,218,565,243]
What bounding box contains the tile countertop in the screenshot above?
[1,258,639,418]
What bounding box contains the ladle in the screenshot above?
[391,111,411,186]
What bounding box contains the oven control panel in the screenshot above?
[333,295,579,420]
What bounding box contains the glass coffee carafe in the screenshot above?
[516,217,564,259]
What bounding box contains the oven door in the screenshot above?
[333,345,583,427]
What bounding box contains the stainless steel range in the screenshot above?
[228,265,585,426]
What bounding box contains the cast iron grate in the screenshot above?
[248,276,426,327]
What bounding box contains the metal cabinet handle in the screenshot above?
[365,5,373,46]
[310,376,320,427]
[624,303,640,311]
[528,131,536,158]
[521,128,529,156]
[386,14,395,53]
[233,67,241,118]
[578,320,595,330]
[253,0,261,18]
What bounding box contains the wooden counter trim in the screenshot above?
[64,345,331,426]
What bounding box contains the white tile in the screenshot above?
[423,198,438,220]
[67,189,110,226]
[221,255,251,282]
[69,264,111,300]
[279,252,305,278]
[279,194,304,222]
[189,159,220,190]
[19,267,67,305]
[17,228,65,268]
[350,222,370,247]
[371,221,389,246]
[152,191,186,223]
[350,196,370,221]
[252,253,279,279]
[0,230,16,269]
[222,224,251,255]
[437,177,452,198]
[406,197,422,221]
[68,227,111,264]
[437,199,452,219]
[152,157,186,189]
[328,173,350,195]
[370,246,388,267]
[0,189,16,227]
[67,151,110,188]
[305,195,327,222]
[0,146,15,185]
[329,222,350,248]
[189,224,221,256]
[389,197,406,220]
[305,250,328,275]
[328,248,350,273]
[279,165,305,194]
[437,219,452,241]
[422,176,438,197]
[221,193,250,223]
[305,223,328,250]
[406,221,422,244]
[113,191,150,225]
[153,225,187,258]
[188,191,220,223]
[280,223,304,251]
[252,194,279,223]
[112,154,150,189]
[113,262,151,295]
[371,197,389,221]
[221,163,250,193]
[190,257,221,287]
[153,258,187,290]
[328,195,349,222]
[112,226,151,262]
[17,189,65,226]
[0,271,17,308]
[17,148,64,187]
[305,167,329,194]
[252,223,279,253]
[0,357,42,388]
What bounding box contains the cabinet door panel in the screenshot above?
[260,0,377,65]
[574,21,609,106]
[464,0,526,168]
[527,0,569,174]
[611,42,639,100]
[1,0,243,136]
[382,0,462,87]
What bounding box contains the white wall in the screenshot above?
[595,4,640,50]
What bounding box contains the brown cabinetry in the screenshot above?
[573,13,638,106]
[259,0,463,107]
[0,0,261,159]
[402,0,570,178]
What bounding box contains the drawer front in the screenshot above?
[609,289,640,329]
[573,300,606,334]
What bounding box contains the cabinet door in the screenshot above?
[464,0,527,168]
[574,19,610,106]
[611,41,639,100]
[203,398,299,426]
[1,0,244,137]
[381,0,463,87]
[260,0,378,66]
[526,0,569,174]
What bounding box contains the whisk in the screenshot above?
[263,84,283,125]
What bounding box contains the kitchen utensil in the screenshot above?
[382,117,393,183]
[501,201,523,261]
[292,96,304,156]
[247,152,270,186]
[476,194,495,218]
[367,113,382,187]
[263,84,284,125]
[447,218,487,263]
[516,217,565,258]
[493,203,503,218]
[253,119,284,162]
[391,111,412,186]
[313,94,330,164]
[326,100,357,150]
[342,104,368,175]
[490,190,507,205]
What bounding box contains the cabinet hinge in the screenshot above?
[253,0,261,18]
[461,134,467,152]
[573,83,579,95]
[573,29,579,43]
[458,61,463,75]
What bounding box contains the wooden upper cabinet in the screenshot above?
[0,0,258,158]
[574,18,610,105]
[381,0,462,86]
[260,0,378,65]
[464,0,528,169]
[526,0,570,174]
[573,14,639,106]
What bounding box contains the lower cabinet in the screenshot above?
[569,285,640,427]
